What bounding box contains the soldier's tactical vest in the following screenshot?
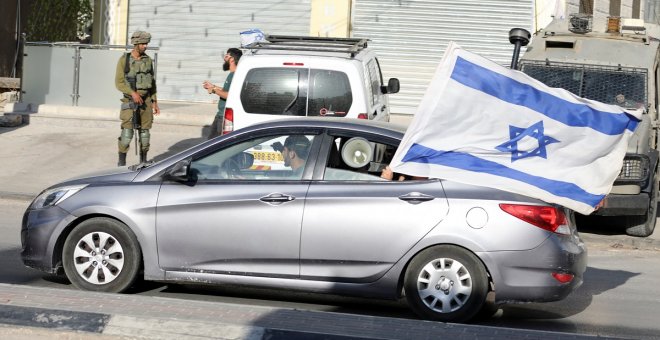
[124,53,154,91]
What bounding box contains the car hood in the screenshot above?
[48,166,141,189]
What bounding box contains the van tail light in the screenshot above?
[222,108,234,135]
[499,204,570,235]
[357,113,368,119]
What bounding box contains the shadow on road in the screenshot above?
[149,283,416,319]
[0,247,56,285]
[475,266,639,333]
[0,125,24,136]
[150,126,209,163]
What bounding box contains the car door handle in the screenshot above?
[260,193,295,204]
[398,192,435,204]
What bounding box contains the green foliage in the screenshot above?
[26,0,93,42]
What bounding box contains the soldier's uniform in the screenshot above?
[115,31,157,166]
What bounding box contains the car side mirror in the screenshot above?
[381,78,400,94]
[165,159,191,181]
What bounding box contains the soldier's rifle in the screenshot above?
[124,53,142,156]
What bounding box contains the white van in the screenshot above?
[222,35,400,134]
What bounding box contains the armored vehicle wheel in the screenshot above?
[625,177,658,237]
[62,217,142,293]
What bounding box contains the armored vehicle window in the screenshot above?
[520,60,647,108]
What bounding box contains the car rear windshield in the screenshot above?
[240,67,352,116]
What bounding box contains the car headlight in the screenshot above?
[30,184,88,210]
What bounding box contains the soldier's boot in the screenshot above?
[118,152,127,166]
[140,151,148,163]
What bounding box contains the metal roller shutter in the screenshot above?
[353,0,533,114]
[128,0,311,102]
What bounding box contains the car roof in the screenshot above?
[243,48,374,61]
[239,117,409,136]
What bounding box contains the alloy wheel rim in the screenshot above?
[72,231,125,285]
[416,257,472,313]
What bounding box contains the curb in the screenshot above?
[0,191,34,202]
[0,284,621,340]
[3,101,213,129]
[580,232,660,251]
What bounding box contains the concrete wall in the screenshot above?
[309,0,351,37]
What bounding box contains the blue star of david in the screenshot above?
[495,121,560,162]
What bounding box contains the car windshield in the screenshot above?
[520,60,648,108]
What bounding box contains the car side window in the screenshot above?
[323,136,396,181]
[190,134,315,181]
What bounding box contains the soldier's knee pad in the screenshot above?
[119,128,134,148]
[139,129,150,150]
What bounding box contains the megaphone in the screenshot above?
[341,137,373,168]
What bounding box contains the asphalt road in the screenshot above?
[2,197,660,339]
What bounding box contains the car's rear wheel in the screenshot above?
[404,245,488,323]
[62,217,141,293]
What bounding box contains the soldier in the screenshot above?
[115,30,160,166]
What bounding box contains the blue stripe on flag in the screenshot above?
[402,143,604,207]
[451,56,639,135]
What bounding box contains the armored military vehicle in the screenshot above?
[519,15,659,236]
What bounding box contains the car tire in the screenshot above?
[404,245,489,323]
[62,217,141,293]
[625,176,658,237]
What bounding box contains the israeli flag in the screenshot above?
[390,42,642,215]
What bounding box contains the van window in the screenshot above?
[366,59,382,106]
[308,69,353,117]
[240,68,309,115]
[240,67,352,117]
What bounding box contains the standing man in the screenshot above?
[115,30,160,166]
[202,48,242,139]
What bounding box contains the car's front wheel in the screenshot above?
[62,217,141,293]
[404,245,489,323]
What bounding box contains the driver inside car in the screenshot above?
[273,135,311,178]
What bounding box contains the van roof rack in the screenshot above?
[246,35,369,57]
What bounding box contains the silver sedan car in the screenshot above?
[21,118,587,323]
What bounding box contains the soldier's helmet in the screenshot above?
[131,31,151,45]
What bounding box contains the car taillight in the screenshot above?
[222,108,234,135]
[499,204,570,235]
[357,113,368,119]
[552,272,574,284]
[283,62,304,66]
